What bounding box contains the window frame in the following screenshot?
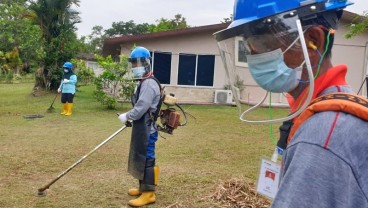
[235,36,248,67]
[177,53,215,87]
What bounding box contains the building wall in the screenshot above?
[119,31,228,104]
[333,20,368,97]
[118,22,368,105]
[85,60,104,76]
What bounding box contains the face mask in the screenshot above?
[132,67,146,79]
[64,69,69,73]
[246,48,303,93]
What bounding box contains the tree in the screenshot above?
[80,25,106,54]
[29,0,81,91]
[148,14,189,33]
[101,14,189,37]
[104,20,154,37]
[0,0,41,76]
[70,58,95,86]
[221,14,233,23]
[93,54,135,109]
[345,11,368,39]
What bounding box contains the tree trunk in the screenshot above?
[34,66,47,88]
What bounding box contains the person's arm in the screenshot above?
[58,79,63,93]
[63,75,77,85]
[68,74,77,84]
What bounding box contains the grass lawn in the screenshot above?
[0,82,289,208]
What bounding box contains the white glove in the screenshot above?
[57,88,61,93]
[118,113,128,123]
[63,79,69,83]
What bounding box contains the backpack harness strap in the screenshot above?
[136,76,165,122]
[287,93,368,145]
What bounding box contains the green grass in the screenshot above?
[0,83,288,208]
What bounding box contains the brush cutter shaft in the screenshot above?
[49,93,59,108]
[38,125,127,192]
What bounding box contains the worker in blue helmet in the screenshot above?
[215,0,368,207]
[118,46,161,207]
[58,62,77,116]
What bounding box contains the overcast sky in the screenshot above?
[75,0,368,37]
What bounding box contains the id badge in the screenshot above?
[256,157,281,199]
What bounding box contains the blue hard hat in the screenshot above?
[63,62,73,69]
[215,0,353,41]
[128,46,152,79]
[129,46,150,59]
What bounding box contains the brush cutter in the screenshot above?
[47,93,59,113]
[36,125,128,197]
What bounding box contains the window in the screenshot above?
[178,54,196,85]
[152,52,172,84]
[178,53,215,87]
[235,36,248,67]
[196,55,215,86]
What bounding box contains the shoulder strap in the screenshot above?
[136,77,162,97]
[287,93,368,144]
[136,76,165,122]
[150,77,165,121]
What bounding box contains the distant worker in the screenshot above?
[58,62,77,116]
[215,0,368,207]
[118,46,161,207]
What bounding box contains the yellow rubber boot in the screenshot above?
[154,166,159,186]
[60,103,67,115]
[128,188,141,196]
[64,103,73,116]
[128,192,155,207]
[128,166,159,197]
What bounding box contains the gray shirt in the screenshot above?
[271,86,368,208]
[126,78,161,133]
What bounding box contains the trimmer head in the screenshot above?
[46,107,55,113]
[36,189,47,197]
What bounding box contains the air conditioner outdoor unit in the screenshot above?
[214,90,233,104]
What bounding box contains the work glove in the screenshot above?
[118,113,133,127]
[63,79,69,83]
[57,88,61,93]
[118,113,128,123]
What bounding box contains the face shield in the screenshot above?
[214,11,314,124]
[128,57,151,79]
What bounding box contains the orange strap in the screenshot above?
[287,93,368,144]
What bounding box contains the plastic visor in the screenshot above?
[240,13,304,54]
[128,57,151,79]
[128,57,149,69]
[216,18,314,124]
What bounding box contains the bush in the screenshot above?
[93,54,134,109]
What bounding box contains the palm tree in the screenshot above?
[29,0,81,90]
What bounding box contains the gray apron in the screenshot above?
[127,84,151,180]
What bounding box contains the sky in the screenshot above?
[75,0,368,37]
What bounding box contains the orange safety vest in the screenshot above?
[287,92,368,144]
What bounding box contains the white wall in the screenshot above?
[85,61,104,76]
[333,20,368,97]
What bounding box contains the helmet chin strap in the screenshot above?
[239,19,315,124]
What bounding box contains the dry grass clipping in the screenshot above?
[205,178,271,208]
[165,202,187,208]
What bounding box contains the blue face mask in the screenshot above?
[132,67,146,79]
[246,49,303,93]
